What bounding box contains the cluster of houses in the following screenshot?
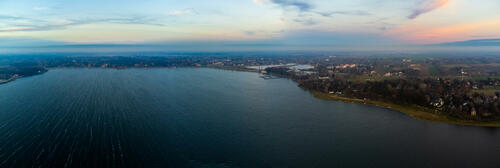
[384,72,404,77]
[334,64,357,69]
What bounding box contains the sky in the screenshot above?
[0,0,499,49]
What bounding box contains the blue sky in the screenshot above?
[0,0,499,49]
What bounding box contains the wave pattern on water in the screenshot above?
[0,68,499,168]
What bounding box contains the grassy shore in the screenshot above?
[311,91,500,127]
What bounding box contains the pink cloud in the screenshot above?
[409,0,450,19]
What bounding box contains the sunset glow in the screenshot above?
[0,0,499,47]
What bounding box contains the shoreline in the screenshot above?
[310,91,500,127]
[3,66,500,127]
[0,74,19,85]
[210,66,500,127]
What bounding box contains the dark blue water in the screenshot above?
[0,68,500,167]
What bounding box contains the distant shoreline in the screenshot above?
[310,91,500,127]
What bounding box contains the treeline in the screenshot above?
[0,65,47,80]
[267,67,500,121]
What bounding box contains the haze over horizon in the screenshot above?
[1,0,500,51]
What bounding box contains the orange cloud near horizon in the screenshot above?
[387,18,500,44]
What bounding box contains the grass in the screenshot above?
[311,91,500,127]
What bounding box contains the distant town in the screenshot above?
[2,52,500,125]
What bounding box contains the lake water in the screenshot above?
[0,68,500,167]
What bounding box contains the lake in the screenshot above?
[0,68,499,167]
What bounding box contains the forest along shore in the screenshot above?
[262,65,500,127]
[311,91,500,127]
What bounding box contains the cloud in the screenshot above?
[387,18,500,43]
[408,0,450,19]
[253,0,271,5]
[0,22,75,32]
[277,29,402,47]
[0,37,68,47]
[0,27,36,32]
[80,16,165,26]
[293,18,317,25]
[254,0,370,26]
[269,0,313,12]
[0,15,73,32]
[263,0,369,16]
[168,9,195,16]
[0,15,25,20]
[438,39,500,47]
[0,15,164,32]
[315,11,371,17]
